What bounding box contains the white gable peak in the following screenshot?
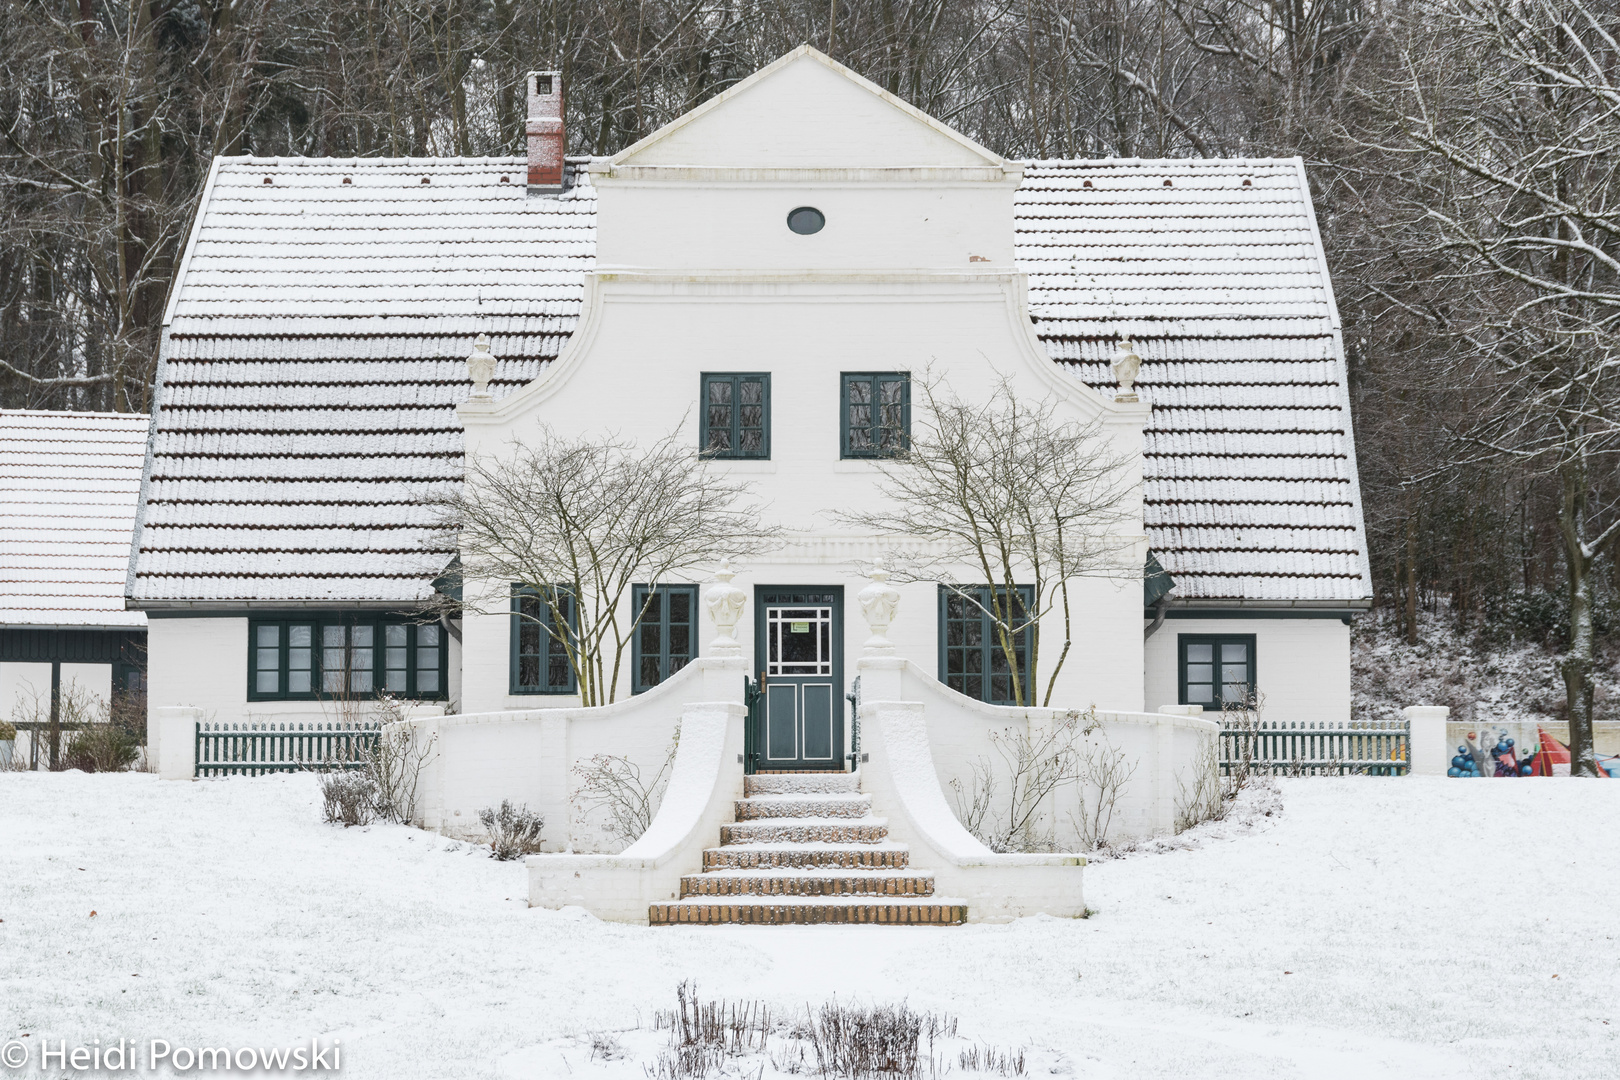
[611,46,1006,171]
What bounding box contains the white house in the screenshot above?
[129,47,1368,733]
[126,49,1367,920]
[2,410,149,767]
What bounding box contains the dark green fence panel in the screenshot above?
[1219,718,1409,777]
[194,721,380,778]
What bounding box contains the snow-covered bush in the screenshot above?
[478,800,545,860]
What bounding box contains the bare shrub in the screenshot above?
[9,679,106,770]
[63,723,140,773]
[479,800,545,860]
[320,771,378,827]
[365,695,437,825]
[950,709,1100,852]
[1173,734,1223,834]
[572,725,679,848]
[1071,736,1139,851]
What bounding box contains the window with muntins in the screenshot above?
[632,584,699,694]
[701,373,770,459]
[842,372,910,457]
[511,587,577,694]
[1179,634,1256,707]
[938,586,1034,706]
[248,617,444,701]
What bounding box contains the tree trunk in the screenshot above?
[1556,465,1601,777]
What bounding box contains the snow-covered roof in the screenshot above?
[132,154,1369,607]
[2,410,149,627]
[1022,158,1371,605]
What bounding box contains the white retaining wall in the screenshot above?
[402,656,747,849]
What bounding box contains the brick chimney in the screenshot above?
[526,71,564,194]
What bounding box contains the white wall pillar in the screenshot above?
[1404,705,1451,776]
[154,706,203,779]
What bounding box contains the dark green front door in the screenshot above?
[754,587,844,770]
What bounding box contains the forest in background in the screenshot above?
[6,0,1620,763]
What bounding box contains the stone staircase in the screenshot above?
[648,772,967,925]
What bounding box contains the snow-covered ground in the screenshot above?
[2,771,1617,1080]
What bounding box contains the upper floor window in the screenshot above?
[938,586,1033,706]
[1179,634,1255,707]
[511,586,577,695]
[842,372,910,458]
[701,373,770,459]
[249,616,444,701]
[632,584,699,694]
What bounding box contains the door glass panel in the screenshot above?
[768,606,832,676]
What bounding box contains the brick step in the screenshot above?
[720,819,889,845]
[649,898,967,926]
[703,845,911,870]
[744,773,859,796]
[733,793,871,820]
[680,871,934,897]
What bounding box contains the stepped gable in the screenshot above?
[649,772,967,926]
[135,151,1367,608]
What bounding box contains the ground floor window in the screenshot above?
[633,584,699,694]
[938,586,1034,705]
[248,616,444,701]
[1178,634,1256,707]
[511,587,577,694]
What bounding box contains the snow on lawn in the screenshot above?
[2,772,1617,1080]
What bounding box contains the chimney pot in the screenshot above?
[527,70,565,194]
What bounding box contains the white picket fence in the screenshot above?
[1219,718,1409,776]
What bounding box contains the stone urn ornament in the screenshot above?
[466,333,496,399]
[1112,338,1141,402]
[857,560,902,654]
[704,558,747,656]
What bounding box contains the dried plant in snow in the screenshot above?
[478,800,546,860]
[571,725,679,848]
[320,771,379,828]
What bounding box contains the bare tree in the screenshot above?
[838,376,1135,707]
[431,427,778,706]
[1372,0,1620,775]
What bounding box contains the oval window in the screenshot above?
[786,206,825,235]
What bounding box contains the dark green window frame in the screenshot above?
[632,584,700,694]
[510,586,578,695]
[937,585,1035,706]
[841,372,910,458]
[247,615,446,702]
[1178,633,1257,708]
[700,373,771,459]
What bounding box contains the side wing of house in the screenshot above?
[1018,158,1372,723]
[128,157,594,730]
[1,409,149,736]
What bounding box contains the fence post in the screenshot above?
[1403,706,1450,776]
[153,707,204,779]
